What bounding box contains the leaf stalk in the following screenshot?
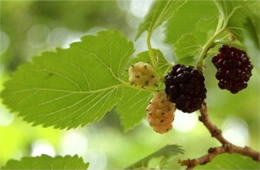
[146,31,164,80]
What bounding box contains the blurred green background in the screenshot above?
[0,0,259,169]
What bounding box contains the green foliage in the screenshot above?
[165,0,219,65]
[174,33,201,61]
[135,0,187,40]
[126,144,184,169]
[2,155,89,170]
[197,153,260,169]
[165,0,218,44]
[1,1,260,169]
[0,1,127,72]
[117,88,152,132]
[214,0,260,69]
[1,30,136,130]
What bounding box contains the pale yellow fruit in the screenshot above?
[146,92,176,134]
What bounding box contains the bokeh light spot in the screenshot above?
[83,151,107,170]
[130,0,153,18]
[0,31,9,55]
[31,140,56,157]
[222,117,249,147]
[173,110,198,132]
[0,105,14,126]
[27,25,50,48]
[60,130,88,156]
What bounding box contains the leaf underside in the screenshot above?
[127,144,184,169]
[2,155,89,170]
[197,153,260,169]
[1,30,136,130]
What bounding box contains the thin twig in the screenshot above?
[179,102,260,169]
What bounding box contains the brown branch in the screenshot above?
[198,102,229,144]
[179,102,260,170]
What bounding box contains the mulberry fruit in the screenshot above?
[212,45,253,94]
[165,64,206,113]
[128,62,159,87]
[147,92,175,134]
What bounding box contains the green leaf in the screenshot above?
[117,88,152,132]
[126,144,184,169]
[196,153,260,169]
[195,16,218,35]
[174,33,201,60]
[243,18,260,70]
[117,49,170,131]
[176,56,196,66]
[135,0,187,40]
[2,155,89,169]
[195,16,219,43]
[214,0,260,70]
[165,0,218,44]
[1,30,135,129]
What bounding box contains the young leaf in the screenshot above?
[1,30,135,129]
[126,144,184,169]
[197,153,260,169]
[135,0,187,40]
[2,155,89,170]
[174,33,201,60]
[176,56,196,66]
[214,0,260,70]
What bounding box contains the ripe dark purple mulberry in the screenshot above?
[165,64,206,113]
[212,45,253,94]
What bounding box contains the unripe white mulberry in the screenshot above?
[128,62,159,87]
[147,92,176,134]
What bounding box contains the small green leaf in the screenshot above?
[176,56,196,66]
[197,153,260,169]
[195,16,218,34]
[1,30,135,129]
[195,16,218,43]
[174,33,201,60]
[135,0,187,40]
[214,0,260,70]
[2,155,89,170]
[126,144,184,169]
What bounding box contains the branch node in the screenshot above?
[198,115,204,122]
[179,102,260,169]
[211,128,221,137]
[223,143,232,153]
[208,147,216,153]
[244,146,250,151]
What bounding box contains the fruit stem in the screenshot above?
[146,31,164,80]
[196,17,225,72]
